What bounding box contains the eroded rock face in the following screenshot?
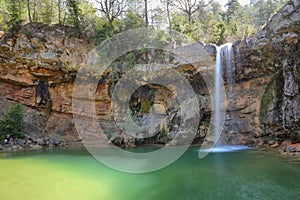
[0,24,89,143]
[234,0,300,146]
[0,0,299,147]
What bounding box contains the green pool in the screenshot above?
[0,147,299,200]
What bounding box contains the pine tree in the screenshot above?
[0,104,24,140]
[66,0,82,36]
[6,0,24,26]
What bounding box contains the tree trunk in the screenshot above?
[144,0,149,63]
[145,0,149,39]
[33,0,37,21]
[167,1,171,33]
[50,0,53,23]
[259,1,263,26]
[58,0,61,25]
[188,10,192,25]
[27,0,33,24]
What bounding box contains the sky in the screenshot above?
[149,0,250,6]
[149,0,250,10]
[90,0,252,16]
[216,0,250,6]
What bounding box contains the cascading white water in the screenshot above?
[214,45,223,145]
[224,43,234,90]
[200,42,243,154]
[235,47,241,80]
[215,43,234,145]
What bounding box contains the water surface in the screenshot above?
[0,147,299,200]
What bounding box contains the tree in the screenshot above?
[216,21,226,45]
[94,0,127,29]
[225,0,242,24]
[58,0,62,25]
[66,0,82,35]
[41,0,53,24]
[175,0,198,25]
[0,0,9,30]
[6,0,24,26]
[33,0,37,21]
[144,0,148,33]
[161,0,173,33]
[175,0,212,25]
[0,104,24,140]
[27,0,33,24]
[123,10,144,30]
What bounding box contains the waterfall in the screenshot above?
[214,43,234,145]
[235,47,241,82]
[214,45,223,146]
[224,44,234,90]
[200,42,242,156]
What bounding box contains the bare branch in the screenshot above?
[94,0,127,27]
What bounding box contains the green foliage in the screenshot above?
[66,0,83,36]
[6,0,25,27]
[0,0,8,30]
[40,0,53,24]
[123,11,144,30]
[0,104,25,140]
[216,22,226,45]
[225,0,242,24]
[0,0,290,45]
[150,29,172,47]
[94,19,116,45]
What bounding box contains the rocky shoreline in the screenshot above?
[1,135,300,159]
[0,134,68,152]
[277,141,300,156]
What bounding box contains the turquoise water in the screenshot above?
[0,147,300,200]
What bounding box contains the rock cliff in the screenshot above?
[233,0,300,146]
[0,24,90,144]
[0,0,299,147]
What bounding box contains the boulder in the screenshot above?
[36,138,45,146]
[17,139,26,146]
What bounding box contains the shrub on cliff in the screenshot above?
[0,104,24,140]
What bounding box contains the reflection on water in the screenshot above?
[0,147,300,200]
[199,145,252,153]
